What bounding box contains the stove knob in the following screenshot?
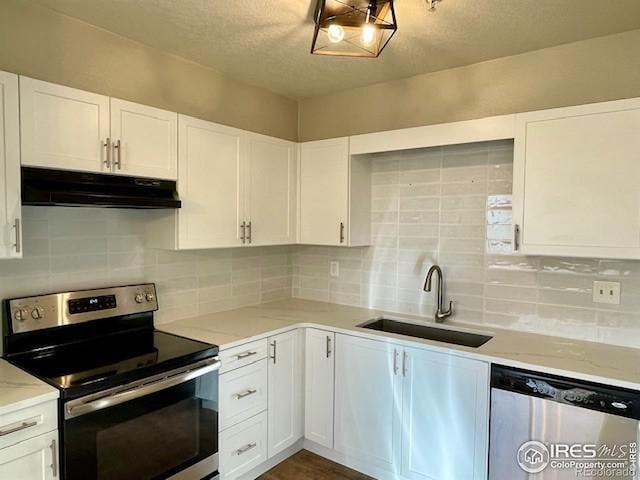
[145,293,155,302]
[134,294,144,304]
[31,307,45,320]
[14,309,28,322]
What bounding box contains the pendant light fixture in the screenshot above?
[311,0,398,57]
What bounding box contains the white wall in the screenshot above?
[292,140,640,348]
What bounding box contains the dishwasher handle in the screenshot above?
[491,364,640,420]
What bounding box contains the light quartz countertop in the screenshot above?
[160,298,640,391]
[0,359,58,416]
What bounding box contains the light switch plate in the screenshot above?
[330,261,339,278]
[593,281,621,305]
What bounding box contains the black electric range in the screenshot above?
[3,284,220,480]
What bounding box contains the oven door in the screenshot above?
[63,358,220,480]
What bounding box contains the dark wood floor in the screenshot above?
[258,450,373,480]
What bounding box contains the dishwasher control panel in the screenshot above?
[491,365,640,420]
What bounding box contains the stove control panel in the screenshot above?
[68,294,117,315]
[6,284,158,334]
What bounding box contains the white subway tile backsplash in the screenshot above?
[292,140,640,349]
[0,207,293,328]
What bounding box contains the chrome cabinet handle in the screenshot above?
[50,439,58,477]
[270,340,277,364]
[393,349,399,375]
[240,222,246,244]
[514,224,520,251]
[12,218,21,254]
[103,138,111,169]
[247,221,252,244]
[113,139,122,170]
[236,350,257,360]
[0,420,38,436]
[339,222,345,244]
[235,442,257,456]
[402,351,408,377]
[326,336,332,358]
[234,389,257,400]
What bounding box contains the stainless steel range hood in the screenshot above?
[21,167,182,209]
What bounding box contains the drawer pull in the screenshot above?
[0,420,38,437]
[235,351,258,360]
[234,389,258,400]
[235,442,257,456]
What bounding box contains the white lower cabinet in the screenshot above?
[267,330,304,458]
[0,430,58,480]
[334,334,490,480]
[218,330,489,480]
[400,346,489,480]
[304,329,335,449]
[219,411,268,480]
[334,335,402,475]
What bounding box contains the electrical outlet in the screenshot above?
[593,281,621,305]
[330,261,339,278]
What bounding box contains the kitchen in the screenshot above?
[0,0,640,479]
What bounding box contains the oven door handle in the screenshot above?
[65,357,220,420]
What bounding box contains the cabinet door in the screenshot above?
[513,99,640,259]
[334,334,402,474]
[299,138,349,246]
[20,77,110,173]
[267,329,303,458]
[110,99,178,180]
[0,431,58,480]
[246,135,296,245]
[177,115,245,249]
[0,71,21,259]
[304,329,335,449]
[400,347,489,480]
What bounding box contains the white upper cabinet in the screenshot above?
[19,77,178,180]
[245,135,297,245]
[110,99,178,180]
[20,77,110,173]
[267,329,304,459]
[304,329,335,449]
[176,115,245,249]
[400,347,489,480]
[513,98,640,259]
[299,138,370,246]
[0,71,21,259]
[150,116,297,250]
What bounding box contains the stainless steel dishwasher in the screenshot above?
[489,365,639,480]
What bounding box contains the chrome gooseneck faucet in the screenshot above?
[423,265,453,322]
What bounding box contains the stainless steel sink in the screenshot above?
[358,318,493,348]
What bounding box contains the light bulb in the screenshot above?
[327,24,345,43]
[361,23,376,46]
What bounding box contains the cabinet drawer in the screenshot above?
[0,400,57,450]
[220,339,268,374]
[220,360,267,431]
[220,411,267,480]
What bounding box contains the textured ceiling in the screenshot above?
[35,0,640,99]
